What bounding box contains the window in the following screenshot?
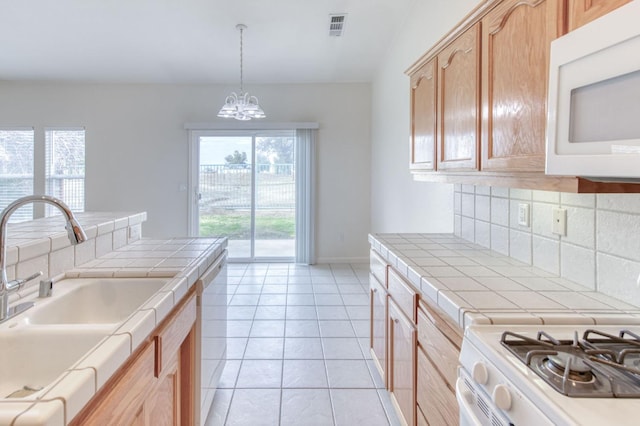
[0,129,34,222]
[0,127,85,222]
[45,129,85,216]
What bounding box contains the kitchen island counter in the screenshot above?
[0,212,226,425]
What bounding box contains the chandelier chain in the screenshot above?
[217,23,265,120]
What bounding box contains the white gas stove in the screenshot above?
[458,324,640,426]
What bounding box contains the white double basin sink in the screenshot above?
[0,277,169,400]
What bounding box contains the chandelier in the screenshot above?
[217,24,266,121]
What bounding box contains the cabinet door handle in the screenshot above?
[373,288,378,293]
[393,318,399,324]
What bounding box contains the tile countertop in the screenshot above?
[0,212,227,425]
[369,233,640,329]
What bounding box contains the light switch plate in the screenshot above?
[518,203,530,227]
[552,208,567,236]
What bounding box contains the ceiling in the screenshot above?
[0,0,414,84]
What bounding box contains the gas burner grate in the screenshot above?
[501,329,640,398]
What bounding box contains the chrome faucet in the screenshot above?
[0,195,87,322]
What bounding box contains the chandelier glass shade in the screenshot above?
[217,24,266,121]
[218,92,265,120]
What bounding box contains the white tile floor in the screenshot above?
[204,263,401,426]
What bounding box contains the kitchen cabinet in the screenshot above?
[369,248,466,426]
[387,267,418,323]
[410,58,437,171]
[386,267,419,425]
[370,273,388,385]
[437,23,481,171]
[370,249,388,286]
[145,352,182,426]
[71,290,197,425]
[480,0,562,172]
[370,248,466,426]
[406,0,640,193]
[416,301,462,426]
[567,0,631,31]
[389,298,417,426]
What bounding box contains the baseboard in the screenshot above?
[314,256,369,264]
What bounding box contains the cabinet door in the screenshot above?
[568,0,631,31]
[410,58,437,171]
[417,306,461,389]
[73,342,156,425]
[370,273,388,386]
[388,299,416,426]
[481,0,562,172]
[417,347,458,426]
[437,23,481,171]
[146,355,180,426]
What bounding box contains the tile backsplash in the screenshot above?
[4,212,145,303]
[453,185,640,307]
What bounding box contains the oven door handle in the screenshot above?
[456,377,484,426]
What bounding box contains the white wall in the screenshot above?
[0,82,372,262]
[370,0,480,233]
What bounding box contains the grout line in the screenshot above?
[218,263,394,425]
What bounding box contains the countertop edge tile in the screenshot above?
[114,309,157,351]
[13,399,65,426]
[40,369,96,423]
[0,402,39,425]
[75,334,132,391]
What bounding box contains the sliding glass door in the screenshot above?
[193,131,296,261]
[254,135,295,258]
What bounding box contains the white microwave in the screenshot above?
[545,0,640,180]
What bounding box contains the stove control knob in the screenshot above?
[472,362,489,384]
[492,384,512,411]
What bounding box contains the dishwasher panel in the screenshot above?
[196,251,227,425]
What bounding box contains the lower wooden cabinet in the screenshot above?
[145,352,181,426]
[71,291,197,426]
[389,298,417,426]
[417,405,429,426]
[416,301,462,426]
[370,253,463,426]
[417,347,458,426]
[370,273,388,385]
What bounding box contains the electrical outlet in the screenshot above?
[518,203,530,227]
[552,208,567,236]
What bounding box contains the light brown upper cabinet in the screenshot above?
[437,23,481,171]
[567,0,631,31]
[406,0,640,192]
[410,58,437,171]
[481,0,563,172]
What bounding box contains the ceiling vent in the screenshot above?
[328,14,347,37]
